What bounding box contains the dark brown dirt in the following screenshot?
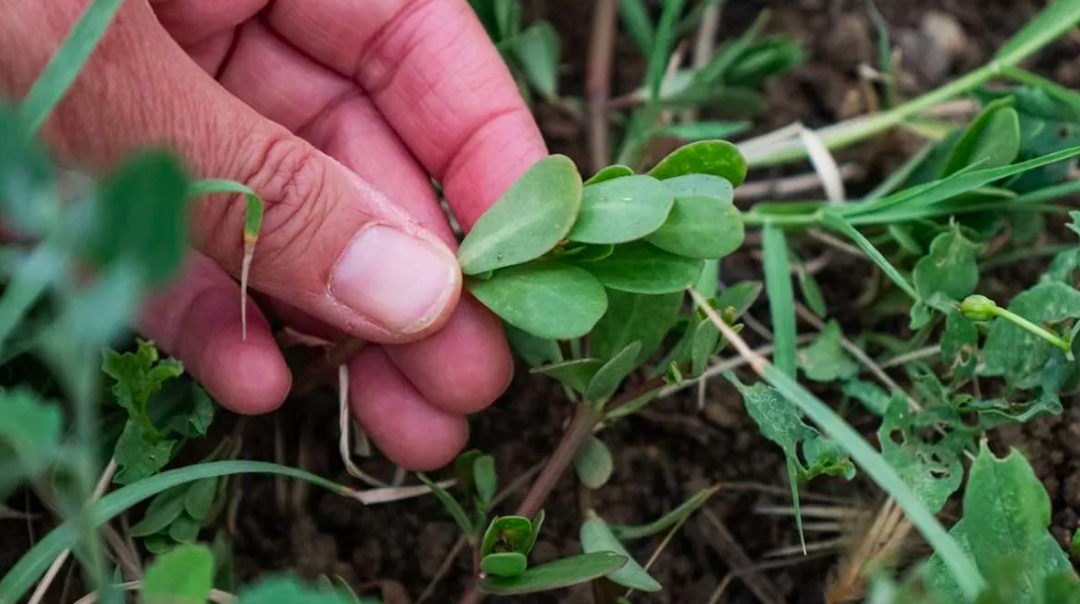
[6,2,1080,604]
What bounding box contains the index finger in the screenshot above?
[265,0,549,230]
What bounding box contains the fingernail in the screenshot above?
[331,225,460,334]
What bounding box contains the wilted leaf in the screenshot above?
[142,543,214,604]
[573,436,613,489]
[469,263,608,339]
[591,290,683,364]
[479,552,627,595]
[798,321,859,383]
[583,241,703,294]
[568,175,673,244]
[878,396,963,514]
[648,140,748,186]
[580,513,661,592]
[458,155,582,275]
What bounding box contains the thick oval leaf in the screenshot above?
[580,514,662,592]
[573,436,614,489]
[468,263,608,339]
[648,140,748,186]
[585,341,643,406]
[129,486,187,537]
[582,242,703,294]
[167,513,201,543]
[943,98,1021,177]
[568,175,674,244]
[183,478,217,522]
[592,290,683,363]
[481,515,537,557]
[473,455,497,507]
[512,21,560,100]
[457,155,583,274]
[479,552,628,595]
[531,358,604,393]
[585,165,634,185]
[142,543,214,604]
[661,174,734,199]
[481,552,528,578]
[645,195,744,259]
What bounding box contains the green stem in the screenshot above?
[992,306,1075,360]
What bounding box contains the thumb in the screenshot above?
[5,1,462,343]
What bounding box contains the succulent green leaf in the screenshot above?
[183,478,218,523]
[583,241,703,294]
[878,396,963,514]
[924,444,1073,604]
[469,263,607,339]
[453,449,483,494]
[568,175,674,244]
[798,321,859,383]
[591,290,683,364]
[573,436,614,489]
[943,98,1021,176]
[690,319,721,378]
[715,281,764,318]
[473,454,497,507]
[585,165,634,185]
[481,552,529,578]
[981,281,1080,390]
[493,516,534,553]
[504,325,563,368]
[130,486,188,537]
[644,194,744,259]
[648,140,748,186]
[660,173,735,199]
[512,21,560,100]
[478,552,627,595]
[584,341,643,406]
[580,513,662,592]
[532,359,604,393]
[167,513,201,543]
[458,155,583,275]
[142,543,215,604]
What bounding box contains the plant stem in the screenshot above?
[992,306,1075,360]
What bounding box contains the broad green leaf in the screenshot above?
[512,22,560,100]
[662,121,752,142]
[469,263,607,339]
[591,290,683,364]
[583,241,703,294]
[715,281,763,318]
[90,152,191,286]
[585,165,634,185]
[479,552,628,595]
[878,396,963,514]
[473,454,497,507]
[183,478,218,523]
[568,175,673,244]
[168,513,201,543]
[458,155,582,274]
[924,444,1073,604]
[942,310,979,380]
[505,325,563,367]
[0,388,62,476]
[762,225,797,376]
[487,516,534,554]
[532,358,604,393]
[584,341,642,406]
[573,436,614,489]
[142,543,214,604]
[130,486,188,537]
[235,576,356,604]
[417,474,474,538]
[981,281,1080,389]
[113,421,177,485]
[798,321,859,383]
[481,552,528,578]
[644,194,744,259]
[660,173,734,199]
[581,515,661,592]
[942,98,1021,176]
[144,535,177,556]
[610,488,715,540]
[648,140,748,187]
[912,225,981,323]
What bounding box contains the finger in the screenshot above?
[265,0,548,229]
[2,1,461,344]
[212,21,513,413]
[348,346,469,470]
[137,251,290,414]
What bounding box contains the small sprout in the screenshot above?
[962,294,1074,360]
[960,294,999,321]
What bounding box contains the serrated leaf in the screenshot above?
[981,281,1080,390]
[512,21,560,100]
[644,194,744,259]
[878,396,963,514]
[183,478,218,522]
[142,543,214,604]
[580,513,662,592]
[798,321,859,383]
[457,155,582,274]
[469,262,607,339]
[113,421,177,485]
[481,552,528,578]
[130,486,188,537]
[585,165,634,185]
[943,98,1021,176]
[648,140,748,186]
[473,455,497,507]
[584,341,642,406]
[583,241,703,294]
[573,436,613,489]
[591,290,683,364]
[532,359,604,392]
[924,444,1074,604]
[102,339,183,420]
[479,552,627,595]
[568,175,673,244]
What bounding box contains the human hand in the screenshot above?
[0,0,547,470]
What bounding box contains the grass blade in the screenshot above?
[617,0,655,56]
[820,211,918,301]
[762,224,797,376]
[19,0,125,135]
[646,0,688,99]
[0,461,346,604]
[610,486,716,540]
[996,0,1080,66]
